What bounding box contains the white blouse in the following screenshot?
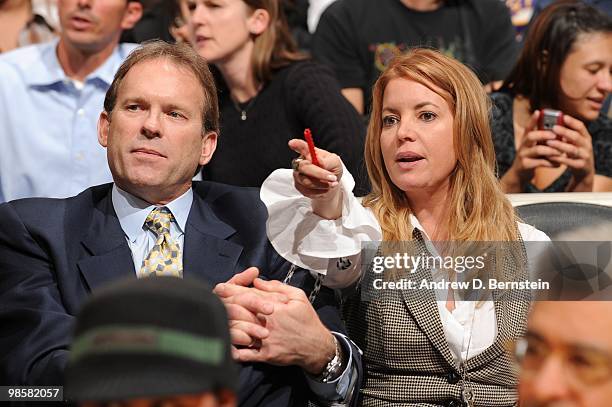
[260,166,551,363]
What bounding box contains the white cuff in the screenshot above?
[260,163,381,288]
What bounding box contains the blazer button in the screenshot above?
[446,371,461,384]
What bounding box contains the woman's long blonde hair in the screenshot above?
[363,48,519,242]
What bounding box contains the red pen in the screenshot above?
[304,128,320,167]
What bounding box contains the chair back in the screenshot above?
[516,202,612,238]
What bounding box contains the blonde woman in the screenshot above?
[259,49,549,405]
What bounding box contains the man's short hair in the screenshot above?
[103,40,219,135]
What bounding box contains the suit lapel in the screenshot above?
[77,185,247,290]
[78,189,136,292]
[399,234,457,368]
[182,190,243,285]
[401,270,457,368]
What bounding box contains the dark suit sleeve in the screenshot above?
[0,202,71,385]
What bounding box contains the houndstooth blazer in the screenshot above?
[342,230,530,407]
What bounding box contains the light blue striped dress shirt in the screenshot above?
[0,39,137,203]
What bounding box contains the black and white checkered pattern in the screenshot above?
[342,230,530,406]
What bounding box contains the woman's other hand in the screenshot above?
[288,139,344,219]
[545,114,595,192]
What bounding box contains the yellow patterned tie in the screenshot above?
[139,207,183,278]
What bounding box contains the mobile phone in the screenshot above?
[538,109,564,130]
[536,109,564,147]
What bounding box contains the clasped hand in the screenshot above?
[214,267,336,375]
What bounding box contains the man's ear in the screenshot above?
[247,8,270,36]
[199,131,218,166]
[121,1,143,30]
[98,111,111,148]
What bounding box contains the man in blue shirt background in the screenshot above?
[0,0,142,202]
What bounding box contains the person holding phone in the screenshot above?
[490,0,612,193]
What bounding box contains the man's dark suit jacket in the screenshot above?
[0,182,359,406]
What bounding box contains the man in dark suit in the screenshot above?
[0,40,359,406]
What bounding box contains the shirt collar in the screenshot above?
[409,214,430,240]
[410,213,444,259]
[23,38,64,86]
[24,40,135,87]
[112,184,193,243]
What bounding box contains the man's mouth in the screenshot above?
[70,13,95,29]
[132,148,166,158]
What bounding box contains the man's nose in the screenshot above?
[76,0,92,9]
[141,112,161,138]
[525,356,574,403]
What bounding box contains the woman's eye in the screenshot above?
[584,64,604,75]
[382,116,398,127]
[419,112,437,122]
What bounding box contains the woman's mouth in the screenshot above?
[395,152,425,168]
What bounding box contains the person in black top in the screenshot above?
[490,1,612,193]
[187,0,369,196]
[312,0,519,115]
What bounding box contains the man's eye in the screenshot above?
[126,104,141,111]
[569,353,597,368]
[382,116,398,127]
[419,112,437,122]
[168,111,184,119]
[519,337,548,363]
